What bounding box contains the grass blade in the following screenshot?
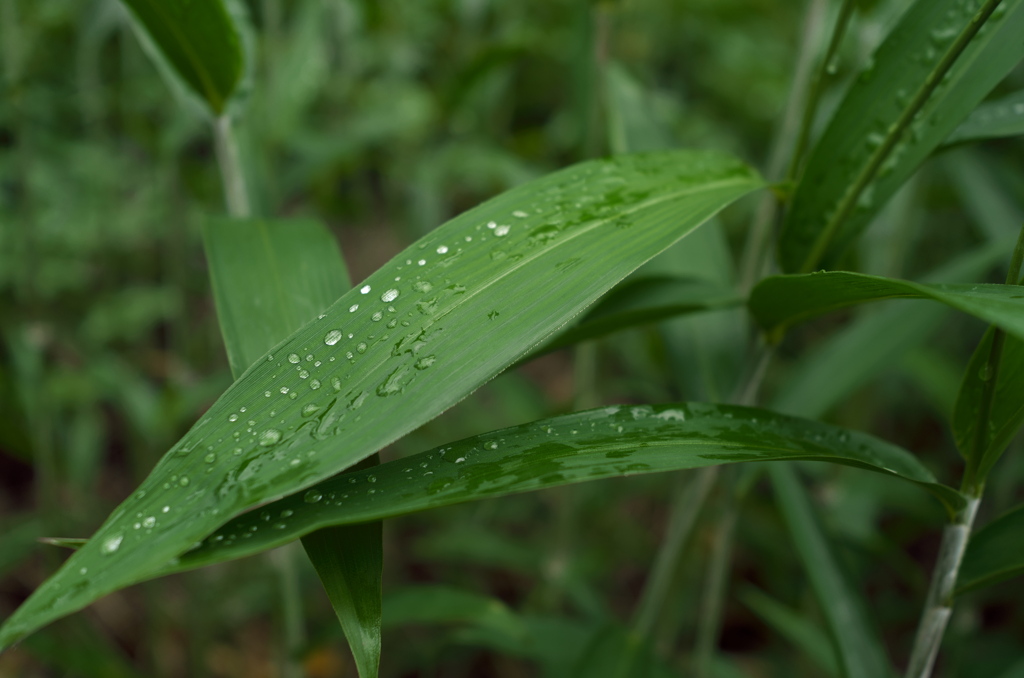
[957,503,1024,594]
[778,0,1024,272]
[769,464,892,678]
[204,216,382,678]
[118,0,246,115]
[750,271,1024,342]
[739,585,840,677]
[943,89,1024,147]
[0,150,761,650]
[152,403,964,576]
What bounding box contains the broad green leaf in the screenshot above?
[750,271,1024,342]
[151,403,963,576]
[957,503,1024,594]
[769,465,892,678]
[952,328,1024,476]
[943,89,1024,146]
[739,586,839,677]
[0,150,762,650]
[118,0,245,114]
[534,276,741,356]
[778,0,1024,272]
[203,216,382,678]
[202,217,350,376]
[771,241,1009,418]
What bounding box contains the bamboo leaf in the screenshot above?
[769,465,892,678]
[943,89,1024,147]
[118,0,246,114]
[952,328,1024,476]
[779,0,1024,272]
[957,503,1024,594]
[750,271,1024,342]
[203,216,382,678]
[149,403,963,577]
[0,150,761,650]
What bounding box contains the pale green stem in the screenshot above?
[632,467,718,638]
[694,484,739,678]
[273,544,307,678]
[903,497,980,678]
[213,114,252,218]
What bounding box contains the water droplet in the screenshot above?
[280,386,290,395]
[79,567,88,575]
[260,429,282,446]
[360,285,371,294]
[332,377,342,391]
[415,355,436,370]
[418,259,426,266]
[381,288,399,303]
[349,304,359,312]
[494,224,511,237]
[356,342,367,354]
[298,369,309,379]
[228,413,239,422]
[281,509,294,518]
[324,329,343,346]
[436,245,448,254]
[513,210,528,218]
[265,391,272,397]
[372,311,383,322]
[368,475,377,483]
[288,353,301,364]
[487,221,497,229]
[304,490,323,504]
[301,404,321,417]
[142,516,156,528]
[204,452,216,463]
[485,441,498,450]
[179,476,190,487]
[101,534,124,554]
[310,379,321,390]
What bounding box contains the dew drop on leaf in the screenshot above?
[259,429,282,446]
[324,329,343,346]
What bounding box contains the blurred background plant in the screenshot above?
[1,0,1022,676]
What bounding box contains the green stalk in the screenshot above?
[694,477,739,678]
[798,0,1006,273]
[213,114,252,218]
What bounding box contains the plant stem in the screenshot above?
[903,496,980,678]
[632,467,718,639]
[798,0,1006,273]
[738,0,829,294]
[694,479,739,678]
[273,544,307,678]
[213,114,252,218]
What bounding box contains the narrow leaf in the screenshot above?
[943,89,1024,146]
[570,622,677,678]
[154,403,963,577]
[769,465,891,678]
[739,586,840,677]
[957,503,1024,594]
[118,0,245,114]
[952,328,1024,475]
[750,271,1024,341]
[779,0,1024,272]
[203,216,382,678]
[0,150,762,649]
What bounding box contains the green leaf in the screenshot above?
[779,0,1024,272]
[534,276,741,356]
[0,150,762,650]
[750,271,1024,342]
[953,327,1024,476]
[957,503,1024,594]
[943,89,1024,146]
[570,622,677,678]
[738,585,840,677]
[153,403,963,576]
[382,586,527,640]
[605,60,676,154]
[118,0,246,115]
[203,216,382,678]
[769,465,892,678]
[771,241,1010,418]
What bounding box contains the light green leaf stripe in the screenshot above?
[120,0,244,114]
[749,271,1024,342]
[779,0,1024,272]
[152,403,962,576]
[0,150,761,650]
[957,503,1024,594]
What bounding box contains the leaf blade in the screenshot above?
[957,503,1024,594]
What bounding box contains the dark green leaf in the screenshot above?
[156,403,963,576]
[943,89,1024,146]
[957,503,1024,594]
[739,585,840,677]
[779,0,1024,272]
[750,271,1024,342]
[0,150,761,650]
[119,0,245,114]
[769,465,891,678]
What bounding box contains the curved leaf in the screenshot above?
[119,0,245,114]
[750,271,1024,342]
[779,0,1024,272]
[0,150,761,650]
[957,503,1024,594]
[152,403,963,576]
[943,89,1024,147]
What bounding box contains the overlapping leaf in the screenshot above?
[957,503,1024,594]
[137,403,964,577]
[779,0,1024,272]
[750,271,1024,341]
[0,150,761,650]
[943,89,1024,147]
